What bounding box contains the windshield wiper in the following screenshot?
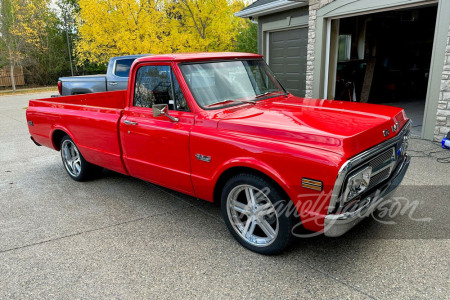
[206,99,256,108]
[255,92,273,98]
[254,91,288,99]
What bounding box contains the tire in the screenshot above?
[60,135,101,181]
[221,173,294,255]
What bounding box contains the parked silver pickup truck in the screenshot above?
[57,55,148,96]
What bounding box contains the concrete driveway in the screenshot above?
[1,92,449,299]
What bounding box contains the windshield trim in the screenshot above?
[178,59,287,111]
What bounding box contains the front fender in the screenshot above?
[211,157,292,200]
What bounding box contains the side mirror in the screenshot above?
[152,104,179,122]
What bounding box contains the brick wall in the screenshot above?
[435,24,450,141]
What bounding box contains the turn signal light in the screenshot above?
[302,178,323,191]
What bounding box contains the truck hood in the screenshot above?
[217,96,408,158]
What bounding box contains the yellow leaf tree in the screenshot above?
[166,0,247,52]
[11,0,52,52]
[75,0,248,65]
[76,0,170,65]
[0,0,20,91]
[1,0,65,87]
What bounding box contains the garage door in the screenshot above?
[268,28,308,97]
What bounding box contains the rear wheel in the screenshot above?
[221,173,294,255]
[60,135,101,181]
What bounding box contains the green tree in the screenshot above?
[9,0,67,84]
[0,0,21,91]
[3,0,75,85]
[57,0,80,75]
[234,19,257,54]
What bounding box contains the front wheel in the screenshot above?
[60,135,101,181]
[221,174,294,255]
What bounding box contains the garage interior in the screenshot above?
[328,5,438,136]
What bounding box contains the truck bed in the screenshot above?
[37,90,127,109]
[59,75,107,96]
[27,90,128,174]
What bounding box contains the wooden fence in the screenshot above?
[0,66,25,87]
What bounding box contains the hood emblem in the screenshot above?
[383,129,390,137]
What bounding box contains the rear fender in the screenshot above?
[50,125,78,150]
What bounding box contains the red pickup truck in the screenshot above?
[27,52,411,254]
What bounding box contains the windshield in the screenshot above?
[179,59,286,109]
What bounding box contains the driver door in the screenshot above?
[120,63,194,195]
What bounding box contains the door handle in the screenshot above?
[124,120,138,125]
[109,82,118,86]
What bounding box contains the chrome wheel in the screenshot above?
[226,184,279,247]
[61,139,82,177]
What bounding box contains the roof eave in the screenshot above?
[235,0,308,18]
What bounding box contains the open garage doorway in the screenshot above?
[327,5,438,136]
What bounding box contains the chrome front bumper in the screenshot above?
[323,155,411,237]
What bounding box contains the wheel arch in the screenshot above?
[70,89,90,95]
[51,128,75,151]
[213,165,291,206]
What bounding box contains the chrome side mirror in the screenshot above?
[152,104,179,122]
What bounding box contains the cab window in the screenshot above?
[133,65,189,111]
[114,59,135,77]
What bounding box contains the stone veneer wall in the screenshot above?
[305,1,450,141]
[305,0,335,98]
[435,24,450,141]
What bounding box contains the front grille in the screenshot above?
[367,147,395,188]
[368,168,390,189]
[368,148,394,170]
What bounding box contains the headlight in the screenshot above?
[342,166,372,203]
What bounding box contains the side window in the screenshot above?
[114,59,135,77]
[134,65,189,112]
